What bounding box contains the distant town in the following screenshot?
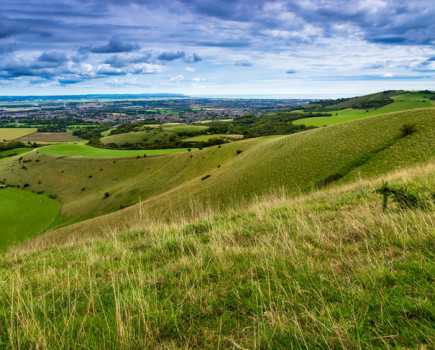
[0,95,315,128]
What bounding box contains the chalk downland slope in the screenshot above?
[8,107,433,247]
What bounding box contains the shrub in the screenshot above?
[201,174,211,180]
[400,123,416,137]
[104,192,110,198]
[236,150,243,155]
[375,181,428,210]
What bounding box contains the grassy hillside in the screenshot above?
[9,108,433,245]
[294,92,435,127]
[101,124,207,146]
[38,144,193,157]
[0,187,61,251]
[0,148,33,163]
[1,163,433,348]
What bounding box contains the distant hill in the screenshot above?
[0,93,189,102]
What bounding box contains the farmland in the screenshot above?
[0,187,61,251]
[16,132,85,142]
[0,128,36,141]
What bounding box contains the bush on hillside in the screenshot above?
[400,123,417,137]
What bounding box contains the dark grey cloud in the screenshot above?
[157,51,201,63]
[38,52,68,64]
[80,35,140,54]
[158,51,186,61]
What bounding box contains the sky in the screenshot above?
[0,0,434,97]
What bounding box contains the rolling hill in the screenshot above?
[293,90,435,127]
[100,124,208,146]
[1,107,432,249]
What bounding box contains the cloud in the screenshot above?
[185,67,196,72]
[286,69,296,74]
[158,51,186,61]
[235,60,252,66]
[80,35,140,54]
[157,51,202,63]
[170,74,184,81]
[104,53,152,68]
[38,52,69,64]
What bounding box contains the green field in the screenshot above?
[0,187,61,251]
[294,92,435,127]
[0,148,33,163]
[182,133,243,142]
[0,128,37,141]
[38,144,193,157]
[101,124,208,146]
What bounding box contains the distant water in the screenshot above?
[192,94,356,99]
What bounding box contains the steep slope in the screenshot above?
[22,108,435,246]
[2,163,434,348]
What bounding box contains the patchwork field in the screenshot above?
[16,132,84,142]
[0,187,61,251]
[38,144,194,157]
[0,128,36,141]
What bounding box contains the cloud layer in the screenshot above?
[0,0,434,95]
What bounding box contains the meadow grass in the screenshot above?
[0,187,61,251]
[38,144,194,157]
[1,163,433,349]
[0,128,37,141]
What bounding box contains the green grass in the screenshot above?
[1,163,433,348]
[0,128,37,141]
[38,144,193,157]
[294,92,435,127]
[0,148,33,163]
[101,124,208,146]
[182,133,242,142]
[1,108,431,240]
[0,187,61,251]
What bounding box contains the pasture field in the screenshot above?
[38,144,194,157]
[294,92,435,127]
[0,148,33,163]
[100,124,207,145]
[2,108,432,240]
[0,128,36,141]
[1,163,434,348]
[0,187,61,251]
[182,133,243,142]
[16,132,84,142]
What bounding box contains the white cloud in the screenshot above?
[185,67,196,72]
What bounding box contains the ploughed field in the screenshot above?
[16,132,84,142]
